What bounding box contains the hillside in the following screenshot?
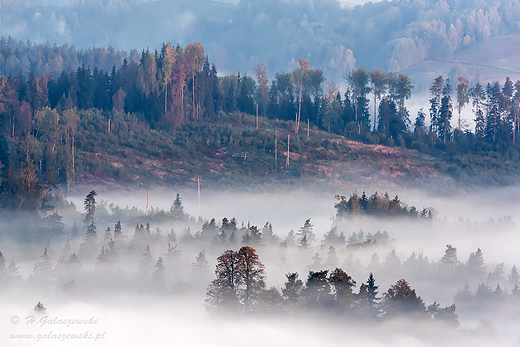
[65,112,517,194]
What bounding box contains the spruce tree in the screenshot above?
[366,272,379,312]
[84,190,97,237]
[282,272,303,304]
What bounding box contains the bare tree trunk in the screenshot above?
[72,130,75,187]
[197,176,201,218]
[192,73,195,120]
[458,109,461,132]
[373,95,377,132]
[513,116,516,144]
[286,135,290,167]
[297,77,302,134]
[275,130,278,168]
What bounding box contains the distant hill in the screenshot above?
[404,35,520,94]
[2,0,520,82]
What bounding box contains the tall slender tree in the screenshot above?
[429,75,444,135]
[456,77,469,132]
[346,67,371,130]
[370,69,387,131]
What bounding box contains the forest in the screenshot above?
[1,39,520,211]
[2,0,520,345]
[1,189,519,345]
[2,0,520,78]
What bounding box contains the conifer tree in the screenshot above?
[508,265,519,286]
[429,75,444,135]
[440,244,459,268]
[383,279,425,316]
[171,193,184,220]
[485,82,502,143]
[470,82,486,138]
[328,268,356,308]
[303,270,332,308]
[366,272,379,312]
[192,250,209,273]
[296,218,315,244]
[114,221,123,241]
[438,78,453,142]
[151,257,165,291]
[84,190,97,237]
[466,248,486,279]
[282,272,303,304]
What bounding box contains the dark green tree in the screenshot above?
[282,272,304,304]
[84,190,97,236]
[170,193,184,220]
[438,78,453,142]
[303,270,332,308]
[429,75,444,135]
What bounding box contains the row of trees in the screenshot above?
[334,191,434,219]
[6,41,520,154]
[427,75,520,146]
[205,246,458,324]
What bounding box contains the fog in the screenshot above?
[1,181,520,345]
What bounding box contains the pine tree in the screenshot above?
[440,244,460,268]
[114,221,122,241]
[438,78,453,142]
[466,248,486,279]
[261,222,278,245]
[151,257,165,291]
[328,268,356,308]
[383,279,425,316]
[296,218,315,244]
[470,82,486,138]
[0,251,6,272]
[298,234,310,250]
[84,190,97,237]
[171,193,184,220]
[303,270,332,308]
[427,302,459,327]
[346,67,371,130]
[414,108,426,134]
[429,75,444,135]
[366,272,379,312]
[326,246,339,267]
[192,250,209,273]
[508,265,520,286]
[282,272,304,304]
[485,82,502,143]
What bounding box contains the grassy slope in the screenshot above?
[70,112,519,193]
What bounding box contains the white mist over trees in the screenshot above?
[1,188,520,344]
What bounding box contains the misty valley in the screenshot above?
[3,0,520,345]
[1,188,519,346]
